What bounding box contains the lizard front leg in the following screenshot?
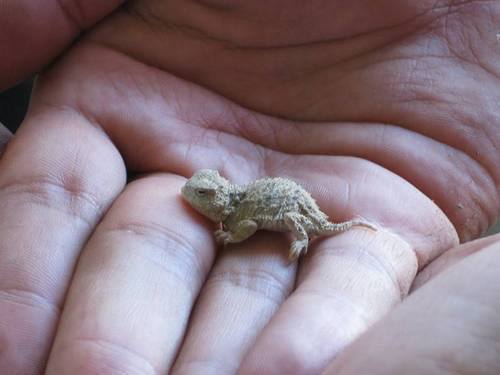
[214,220,258,246]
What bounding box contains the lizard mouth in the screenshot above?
[181,185,190,202]
[180,185,189,200]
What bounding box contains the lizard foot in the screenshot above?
[214,229,232,246]
[289,239,308,261]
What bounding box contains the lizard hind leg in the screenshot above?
[284,213,309,261]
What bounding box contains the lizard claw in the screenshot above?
[214,229,232,245]
[289,240,308,261]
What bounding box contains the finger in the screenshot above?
[0,122,12,157]
[46,175,215,374]
[0,0,124,89]
[172,234,296,374]
[325,238,500,375]
[31,45,298,374]
[239,230,412,374]
[0,110,125,373]
[412,233,500,290]
[239,158,458,374]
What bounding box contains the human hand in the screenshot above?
[0,1,498,374]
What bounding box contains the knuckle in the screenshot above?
[206,267,290,306]
[0,287,60,315]
[104,220,207,295]
[0,174,104,227]
[52,338,158,375]
[0,288,60,374]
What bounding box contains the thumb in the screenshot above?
[0,0,124,89]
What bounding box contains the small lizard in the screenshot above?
[181,169,376,261]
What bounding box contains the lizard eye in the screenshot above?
[196,189,207,196]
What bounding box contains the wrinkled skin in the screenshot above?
[0,1,499,374]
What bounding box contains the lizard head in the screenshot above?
[181,169,234,222]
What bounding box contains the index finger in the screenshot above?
[0,109,125,373]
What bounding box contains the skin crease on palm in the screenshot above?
[0,0,499,374]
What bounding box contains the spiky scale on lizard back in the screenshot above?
[181,169,377,261]
[236,177,311,221]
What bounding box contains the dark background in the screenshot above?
[0,79,33,133]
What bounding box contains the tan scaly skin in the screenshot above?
[182,169,377,261]
[0,1,499,374]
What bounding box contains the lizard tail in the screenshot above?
[318,219,377,235]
